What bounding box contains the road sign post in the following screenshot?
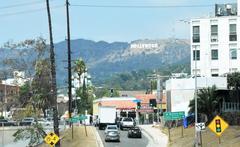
[163,111,185,140]
[208,115,229,144]
[44,132,60,147]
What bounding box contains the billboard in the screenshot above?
[215,3,237,16]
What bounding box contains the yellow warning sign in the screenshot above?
[44,132,60,146]
[208,115,229,137]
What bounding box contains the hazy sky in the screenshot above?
[0,0,236,45]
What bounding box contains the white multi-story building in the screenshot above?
[191,2,240,77]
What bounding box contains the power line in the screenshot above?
[71,4,214,8]
[0,5,64,17]
[0,0,49,10]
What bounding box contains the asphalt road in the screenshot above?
[97,128,149,147]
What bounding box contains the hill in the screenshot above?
[0,38,190,87]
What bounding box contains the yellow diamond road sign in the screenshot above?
[44,132,60,146]
[208,115,229,137]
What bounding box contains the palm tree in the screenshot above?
[73,58,86,87]
[189,85,221,124]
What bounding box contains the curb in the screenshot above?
[93,127,104,147]
[139,125,157,143]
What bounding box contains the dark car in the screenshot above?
[0,119,17,126]
[127,127,142,138]
[19,117,36,126]
[105,131,120,142]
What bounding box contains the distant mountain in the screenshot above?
[55,38,190,86]
[0,38,190,86]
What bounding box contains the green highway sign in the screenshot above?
[79,115,87,120]
[68,115,88,122]
[163,111,185,121]
[69,117,79,123]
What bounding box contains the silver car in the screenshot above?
[105,130,120,142]
[104,125,118,134]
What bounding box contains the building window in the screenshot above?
[211,49,218,60]
[211,69,219,77]
[193,50,200,60]
[211,74,219,77]
[229,24,237,41]
[193,26,200,43]
[211,25,218,42]
[230,48,237,59]
[192,69,200,75]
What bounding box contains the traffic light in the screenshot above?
[137,102,141,109]
[149,99,157,107]
[215,119,221,133]
[110,88,113,97]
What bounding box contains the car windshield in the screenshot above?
[131,127,140,130]
[123,118,132,121]
[107,126,117,130]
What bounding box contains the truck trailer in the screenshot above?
[98,106,117,130]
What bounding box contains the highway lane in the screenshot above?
[97,128,149,147]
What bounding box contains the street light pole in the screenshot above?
[194,45,198,147]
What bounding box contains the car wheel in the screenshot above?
[105,139,108,142]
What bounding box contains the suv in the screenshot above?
[120,117,134,130]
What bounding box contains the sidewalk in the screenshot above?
[39,125,103,147]
[139,124,168,147]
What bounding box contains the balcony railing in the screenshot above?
[221,102,240,112]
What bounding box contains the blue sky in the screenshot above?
[0,0,236,45]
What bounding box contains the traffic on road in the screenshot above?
[98,126,149,147]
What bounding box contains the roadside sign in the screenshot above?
[196,122,206,132]
[44,132,59,147]
[79,115,87,120]
[163,111,185,121]
[208,115,229,137]
[69,117,79,123]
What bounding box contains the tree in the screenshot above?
[188,86,221,124]
[32,59,52,117]
[94,87,120,98]
[227,72,240,103]
[2,38,53,145]
[73,58,86,87]
[3,38,48,77]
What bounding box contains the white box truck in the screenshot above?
[98,106,117,130]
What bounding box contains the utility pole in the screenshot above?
[45,0,60,146]
[66,0,73,138]
[194,46,198,147]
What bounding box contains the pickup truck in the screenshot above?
[0,119,17,126]
[120,117,135,130]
